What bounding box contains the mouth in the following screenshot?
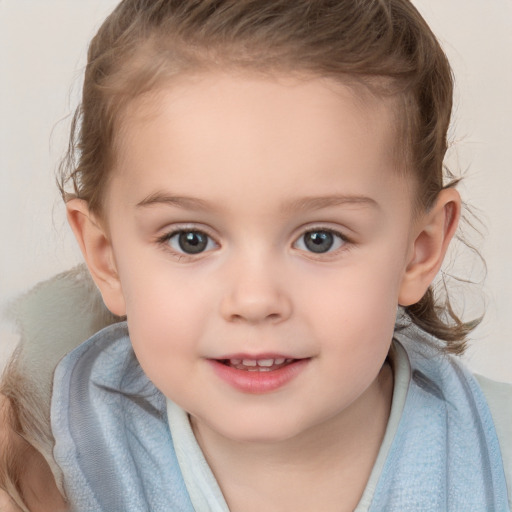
[208,356,309,393]
[218,357,296,372]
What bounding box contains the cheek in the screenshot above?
[116,241,209,321]
[124,283,206,399]
[301,251,404,356]
[306,253,403,317]
[115,262,213,374]
[126,281,208,347]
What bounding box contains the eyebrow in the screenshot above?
[281,195,379,213]
[136,191,378,213]
[136,192,215,211]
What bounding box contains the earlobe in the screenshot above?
[398,188,461,306]
[66,199,126,316]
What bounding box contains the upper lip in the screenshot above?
[211,353,306,361]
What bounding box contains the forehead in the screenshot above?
[110,73,410,214]
[121,71,396,137]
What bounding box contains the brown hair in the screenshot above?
[58,0,477,352]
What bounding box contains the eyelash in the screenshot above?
[156,226,351,260]
[156,226,219,260]
[293,227,349,257]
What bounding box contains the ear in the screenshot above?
[66,199,126,316]
[398,188,461,306]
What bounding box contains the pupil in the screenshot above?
[178,231,208,254]
[305,231,333,253]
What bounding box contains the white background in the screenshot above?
[1,0,511,381]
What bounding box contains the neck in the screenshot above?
[191,362,393,512]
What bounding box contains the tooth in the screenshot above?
[230,359,242,365]
[242,359,257,367]
[274,358,285,365]
[257,359,274,367]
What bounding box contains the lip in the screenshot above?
[207,357,310,394]
[215,352,297,360]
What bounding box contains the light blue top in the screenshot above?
[51,322,510,511]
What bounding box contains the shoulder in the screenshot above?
[475,373,512,506]
[1,266,120,504]
[3,265,120,405]
[11,265,119,369]
[475,373,512,423]
[51,324,191,510]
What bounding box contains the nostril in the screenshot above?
[230,314,245,323]
[229,312,281,324]
[227,311,283,325]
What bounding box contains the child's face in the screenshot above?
[98,73,423,443]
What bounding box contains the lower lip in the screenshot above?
[208,359,309,394]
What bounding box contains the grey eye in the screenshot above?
[169,230,213,254]
[295,230,345,254]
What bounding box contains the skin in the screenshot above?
[0,490,22,512]
[63,72,461,511]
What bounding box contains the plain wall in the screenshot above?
[1,0,511,381]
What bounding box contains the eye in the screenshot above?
[294,229,346,254]
[165,230,217,255]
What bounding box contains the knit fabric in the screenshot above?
[51,322,509,511]
[368,329,509,511]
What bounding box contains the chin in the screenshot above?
[210,416,313,445]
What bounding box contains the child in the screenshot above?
[1,0,511,511]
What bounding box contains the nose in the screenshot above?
[219,256,292,325]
